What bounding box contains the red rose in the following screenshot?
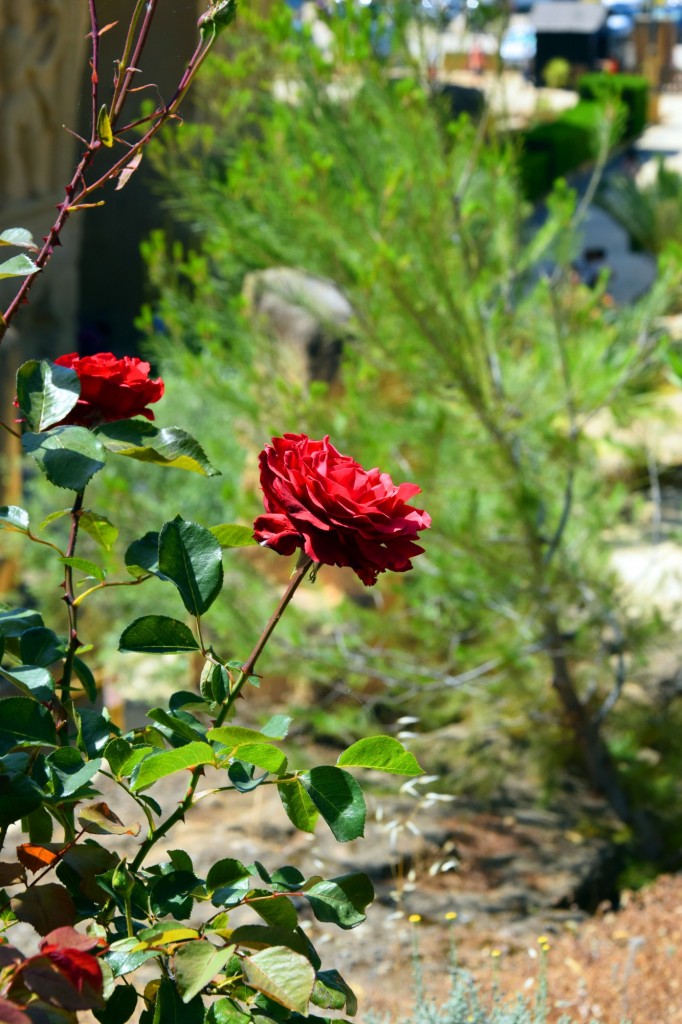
[253,434,431,586]
[54,352,164,426]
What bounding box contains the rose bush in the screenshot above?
[253,433,431,585]
[53,352,164,426]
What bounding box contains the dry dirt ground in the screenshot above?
[41,771,682,1024]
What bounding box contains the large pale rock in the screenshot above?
[243,267,354,385]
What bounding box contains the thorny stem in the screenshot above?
[128,557,314,874]
[0,2,215,346]
[60,489,85,717]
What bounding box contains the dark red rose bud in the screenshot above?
[54,352,164,427]
[253,434,431,586]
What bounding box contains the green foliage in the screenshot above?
[138,8,681,856]
[578,72,649,139]
[0,355,424,1022]
[521,99,623,187]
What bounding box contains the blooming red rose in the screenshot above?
[253,434,431,586]
[53,352,164,426]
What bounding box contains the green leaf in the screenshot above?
[311,970,357,1014]
[96,420,219,477]
[0,773,44,826]
[0,696,57,746]
[20,627,64,667]
[0,254,39,279]
[11,883,76,934]
[0,608,44,638]
[230,925,311,961]
[241,946,315,1014]
[73,656,98,702]
[0,506,29,533]
[119,615,200,655]
[209,524,257,548]
[130,741,215,792]
[15,360,80,432]
[40,508,71,530]
[200,662,228,704]
[205,858,250,896]
[97,104,114,147]
[0,664,55,702]
[147,707,205,744]
[158,517,223,617]
[206,999,251,1024]
[208,725,270,747]
[93,983,138,1024]
[124,531,163,579]
[233,743,286,775]
[279,777,319,834]
[150,978,204,1024]
[174,940,235,1003]
[300,767,366,842]
[149,870,197,919]
[0,227,38,249]
[59,556,107,581]
[104,738,134,777]
[46,748,102,799]
[261,715,292,739]
[249,894,298,930]
[75,708,112,757]
[305,873,374,929]
[80,511,118,551]
[337,736,423,776]
[23,427,106,491]
[105,945,162,978]
[77,802,140,836]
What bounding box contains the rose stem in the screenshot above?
[128,555,314,872]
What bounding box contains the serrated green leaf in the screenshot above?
[174,940,235,1003]
[0,227,38,249]
[337,736,423,776]
[118,615,200,655]
[95,420,219,477]
[80,511,118,551]
[59,556,107,581]
[300,767,366,842]
[242,946,315,1014]
[16,360,80,432]
[0,254,39,279]
[305,873,374,929]
[230,925,311,961]
[22,426,106,491]
[130,742,215,792]
[0,696,57,746]
[0,506,29,533]
[279,777,319,834]
[209,524,257,548]
[158,516,223,617]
